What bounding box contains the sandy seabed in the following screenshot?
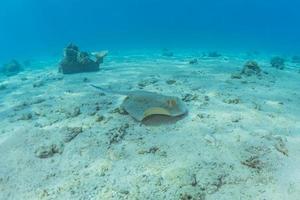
[0,50,300,200]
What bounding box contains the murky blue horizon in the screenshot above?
[1,0,300,61]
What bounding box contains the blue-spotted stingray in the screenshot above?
[91,84,188,121]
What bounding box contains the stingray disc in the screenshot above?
[121,91,187,121]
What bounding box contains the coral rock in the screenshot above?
[189,59,198,64]
[1,59,23,76]
[208,51,222,58]
[292,56,300,63]
[270,56,285,70]
[59,43,107,74]
[162,48,174,57]
[241,61,261,76]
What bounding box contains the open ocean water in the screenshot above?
[1,0,300,60]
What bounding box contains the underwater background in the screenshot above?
[1,1,300,200]
[1,0,300,61]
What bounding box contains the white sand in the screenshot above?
[0,51,300,200]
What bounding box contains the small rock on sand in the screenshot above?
[0,84,7,90]
[63,127,83,143]
[189,59,198,64]
[35,143,64,158]
[166,80,176,85]
[68,107,81,118]
[231,73,242,79]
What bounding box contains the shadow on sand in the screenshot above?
[142,113,187,126]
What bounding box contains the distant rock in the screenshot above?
[83,77,90,82]
[189,59,198,64]
[162,48,174,57]
[207,51,222,58]
[59,43,108,74]
[241,61,261,76]
[231,60,262,79]
[0,59,23,76]
[292,56,300,63]
[32,81,44,88]
[270,56,285,70]
[0,84,7,90]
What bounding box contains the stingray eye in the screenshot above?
[167,99,177,107]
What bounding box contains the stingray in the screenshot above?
[90,84,188,121]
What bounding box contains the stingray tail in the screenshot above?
[90,84,112,93]
[90,84,127,95]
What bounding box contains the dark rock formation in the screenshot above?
[270,56,285,70]
[59,44,108,74]
[241,61,261,76]
[292,56,300,63]
[231,60,262,79]
[189,59,198,64]
[208,51,222,58]
[1,59,23,76]
[91,51,108,64]
[231,73,242,79]
[162,48,174,57]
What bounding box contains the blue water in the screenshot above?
[1,0,300,61]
